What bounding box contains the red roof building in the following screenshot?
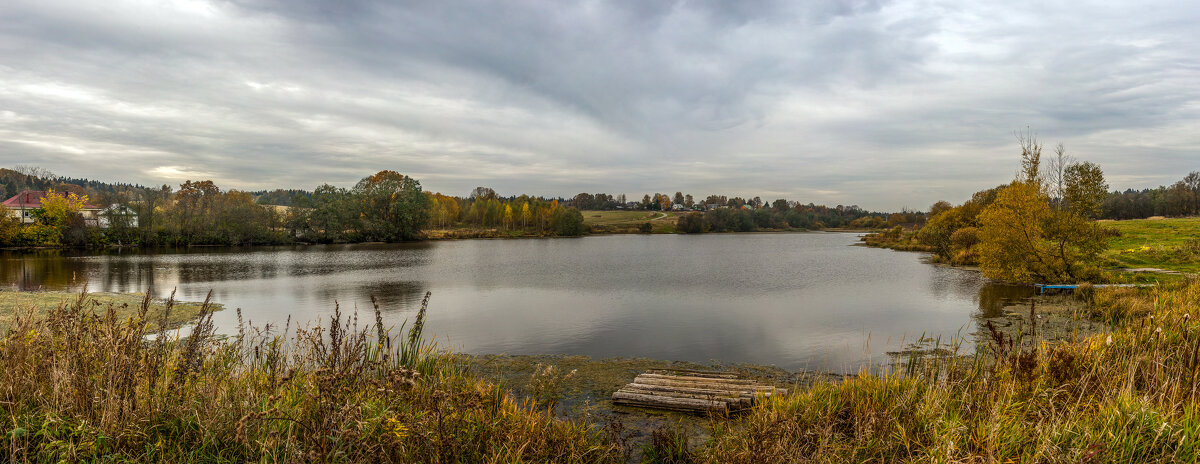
[2,190,102,224]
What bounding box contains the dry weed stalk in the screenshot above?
[1,288,619,463]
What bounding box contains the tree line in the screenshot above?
[2,156,1194,251]
[676,202,891,233]
[1100,172,1200,219]
[0,170,593,248]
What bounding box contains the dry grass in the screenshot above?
[1,290,620,463]
[701,280,1200,463]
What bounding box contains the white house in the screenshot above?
[98,204,139,228]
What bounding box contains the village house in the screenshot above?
[98,204,139,228]
[2,190,104,226]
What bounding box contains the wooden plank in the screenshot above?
[624,382,754,398]
[620,386,747,402]
[637,373,758,385]
[632,375,759,389]
[612,391,729,413]
[631,378,751,393]
[619,388,752,410]
[647,369,740,379]
[633,376,785,395]
[611,399,721,414]
[611,370,788,414]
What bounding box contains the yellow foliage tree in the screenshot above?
[977,182,1053,282]
[0,205,19,245]
[978,181,1105,283]
[38,189,89,229]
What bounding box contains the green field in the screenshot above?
[1,289,221,330]
[581,210,681,233]
[581,210,664,225]
[1102,217,1200,274]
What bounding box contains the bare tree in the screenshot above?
[12,164,55,179]
[1015,128,1042,187]
[1044,143,1076,208]
[1184,171,1200,214]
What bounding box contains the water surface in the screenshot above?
[1,233,1032,372]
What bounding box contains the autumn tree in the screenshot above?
[655,193,672,211]
[1062,161,1108,219]
[354,171,430,241]
[37,189,89,230]
[676,212,707,233]
[929,200,953,218]
[0,206,18,246]
[977,134,1108,283]
[917,206,966,261]
[470,187,497,200]
[24,189,91,246]
[550,207,586,236]
[297,184,357,242]
[174,180,220,244]
[134,185,170,245]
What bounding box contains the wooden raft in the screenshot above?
[611,370,786,415]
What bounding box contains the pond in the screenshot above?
[1,232,1033,372]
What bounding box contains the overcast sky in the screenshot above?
[1,0,1197,210]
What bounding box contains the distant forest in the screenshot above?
[0,164,1197,249]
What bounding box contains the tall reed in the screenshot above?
[1,289,619,463]
[702,280,1200,463]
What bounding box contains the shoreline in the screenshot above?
[0,227,879,252]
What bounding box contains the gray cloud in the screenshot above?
[0,0,1197,210]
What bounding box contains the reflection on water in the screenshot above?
[975,283,1038,318]
[1,234,1031,373]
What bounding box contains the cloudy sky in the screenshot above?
[1,0,1197,210]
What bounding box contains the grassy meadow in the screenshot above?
[1102,217,1200,274]
[583,210,681,234]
